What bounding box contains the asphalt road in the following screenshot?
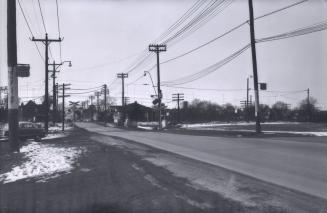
[76,122,327,200]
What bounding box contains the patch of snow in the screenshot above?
[264,131,327,137]
[42,133,67,140]
[0,142,85,183]
[181,121,300,129]
[173,193,212,210]
[137,125,154,130]
[137,122,158,126]
[43,133,68,140]
[48,125,73,133]
[144,174,165,189]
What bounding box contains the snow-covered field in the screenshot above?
[0,142,85,183]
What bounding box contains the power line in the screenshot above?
[122,0,231,77]
[37,0,47,33]
[36,0,55,61]
[108,0,310,91]
[55,0,62,62]
[17,0,44,61]
[70,86,103,91]
[257,20,327,43]
[255,0,308,21]
[67,90,100,95]
[163,85,245,92]
[162,44,250,86]
[148,0,310,70]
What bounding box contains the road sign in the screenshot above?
[16,64,30,77]
[259,83,267,90]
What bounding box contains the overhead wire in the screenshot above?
[55,0,62,62]
[70,86,103,91]
[125,0,233,86]
[146,0,309,71]
[37,0,47,33]
[36,0,55,60]
[17,0,44,61]
[257,20,327,43]
[161,44,251,86]
[255,0,308,21]
[163,85,245,92]
[124,0,230,77]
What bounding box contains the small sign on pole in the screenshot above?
[16,64,30,77]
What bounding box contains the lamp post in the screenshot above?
[144,71,157,96]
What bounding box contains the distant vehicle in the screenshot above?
[1,122,46,141]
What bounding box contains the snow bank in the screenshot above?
[264,131,327,137]
[137,126,155,130]
[181,121,300,129]
[0,142,85,183]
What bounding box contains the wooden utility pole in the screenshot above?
[307,88,310,105]
[56,83,59,109]
[172,93,184,123]
[117,73,128,124]
[247,0,261,133]
[95,91,100,114]
[58,83,70,131]
[32,34,61,133]
[246,77,250,122]
[51,61,60,124]
[103,84,108,111]
[149,44,166,130]
[7,0,19,152]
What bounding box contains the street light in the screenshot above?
[144,71,157,96]
[57,60,72,69]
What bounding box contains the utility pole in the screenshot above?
[149,44,166,130]
[307,88,310,105]
[247,0,261,133]
[95,91,100,114]
[32,34,62,133]
[124,97,130,106]
[58,83,70,131]
[56,83,59,109]
[117,73,128,124]
[89,95,94,120]
[246,77,250,122]
[172,93,184,123]
[7,0,19,152]
[51,61,60,124]
[307,88,310,121]
[103,84,108,111]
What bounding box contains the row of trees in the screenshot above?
[1,97,326,124]
[169,97,327,123]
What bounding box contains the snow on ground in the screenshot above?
[137,122,158,126]
[0,142,85,184]
[43,132,68,140]
[264,131,327,137]
[49,125,73,133]
[137,125,155,130]
[181,121,300,129]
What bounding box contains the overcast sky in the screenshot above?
[1,0,327,109]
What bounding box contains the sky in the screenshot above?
[1,0,327,109]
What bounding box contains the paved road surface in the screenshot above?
[76,122,327,200]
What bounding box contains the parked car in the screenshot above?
[1,122,46,141]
